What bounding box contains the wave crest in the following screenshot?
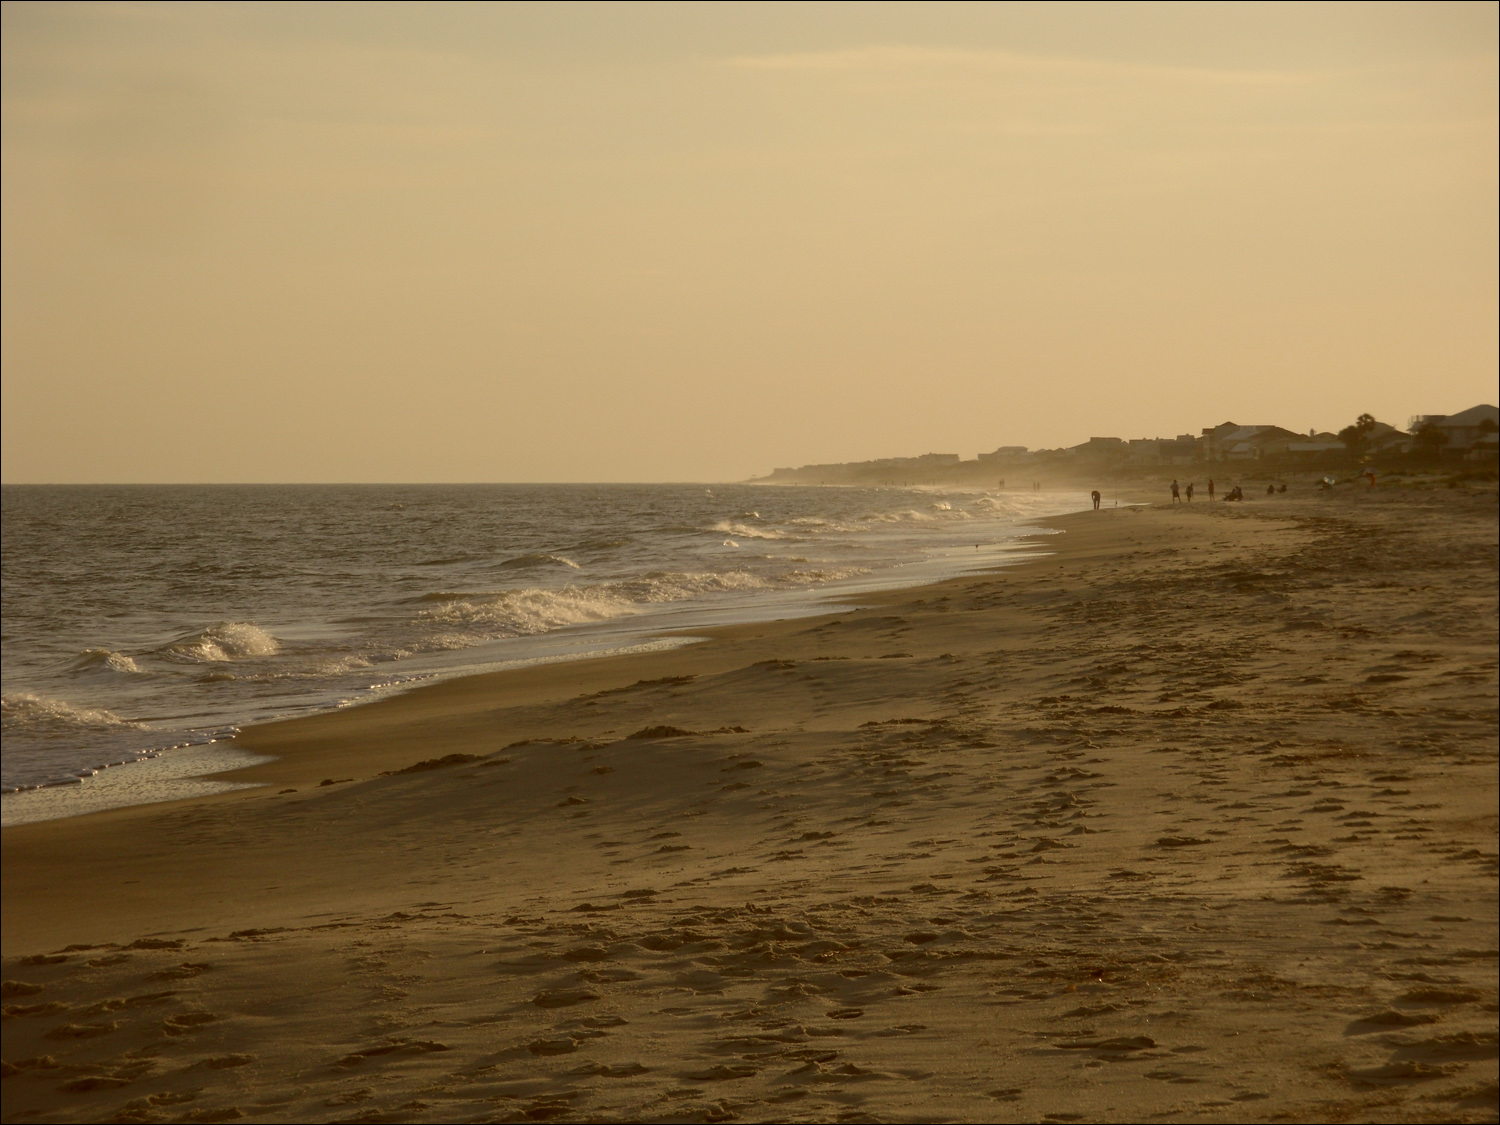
[710,520,795,540]
[419,587,636,637]
[621,570,769,602]
[67,649,143,676]
[413,570,787,644]
[161,622,281,663]
[1,692,140,733]
[498,553,581,570]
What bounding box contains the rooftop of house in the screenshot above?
[1435,404,1499,427]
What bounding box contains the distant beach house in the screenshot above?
[977,446,1031,462]
[1066,436,1126,460]
[1408,404,1499,459]
[1199,423,1305,461]
[1279,432,1347,457]
[1126,435,1200,464]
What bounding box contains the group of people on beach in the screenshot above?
[1167,478,1285,503]
[1089,476,1291,511]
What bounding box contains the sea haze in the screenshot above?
[1,483,1084,796]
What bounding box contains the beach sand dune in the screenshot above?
[3,487,1496,1123]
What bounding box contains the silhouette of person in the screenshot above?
[1186,482,1195,502]
[1208,478,1215,501]
[1091,490,1101,511]
[1170,479,1181,503]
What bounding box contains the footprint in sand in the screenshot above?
[1399,986,1481,1006]
[561,945,611,963]
[571,1061,649,1077]
[336,1039,451,1066]
[533,989,600,1008]
[1344,1060,1461,1086]
[57,1075,134,1092]
[687,1063,758,1081]
[2,1002,68,1018]
[45,1021,119,1039]
[152,962,212,980]
[1391,1032,1499,1062]
[1346,1009,1440,1033]
[162,1012,220,1036]
[528,1037,580,1055]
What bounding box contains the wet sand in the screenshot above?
[3,485,1496,1124]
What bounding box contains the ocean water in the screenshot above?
[1,484,1084,813]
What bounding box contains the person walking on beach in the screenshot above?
[1091,490,1101,511]
[1186,482,1195,502]
[1208,478,1215,501]
[1170,479,1181,503]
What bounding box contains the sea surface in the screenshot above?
[2,484,1084,818]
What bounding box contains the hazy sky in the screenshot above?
[3,2,1495,482]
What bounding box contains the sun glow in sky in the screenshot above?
[2,2,1496,482]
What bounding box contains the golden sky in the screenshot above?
[3,2,1495,482]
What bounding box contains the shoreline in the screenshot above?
[0,497,1086,822]
[0,486,1092,806]
[4,484,1495,1124]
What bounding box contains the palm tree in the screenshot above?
[1337,413,1378,462]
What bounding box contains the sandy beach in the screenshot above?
[3,484,1496,1124]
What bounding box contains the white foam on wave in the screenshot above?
[624,570,770,601]
[419,586,637,637]
[710,520,796,541]
[67,648,144,676]
[861,509,935,523]
[1,692,141,732]
[161,622,281,663]
[786,515,862,532]
[411,568,797,647]
[316,654,376,675]
[967,495,1037,517]
[192,652,379,684]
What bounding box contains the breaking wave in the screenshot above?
[409,565,877,647]
[1,692,141,734]
[160,622,281,663]
[710,521,797,540]
[967,495,1033,517]
[499,553,581,570]
[67,649,143,676]
[418,586,636,637]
